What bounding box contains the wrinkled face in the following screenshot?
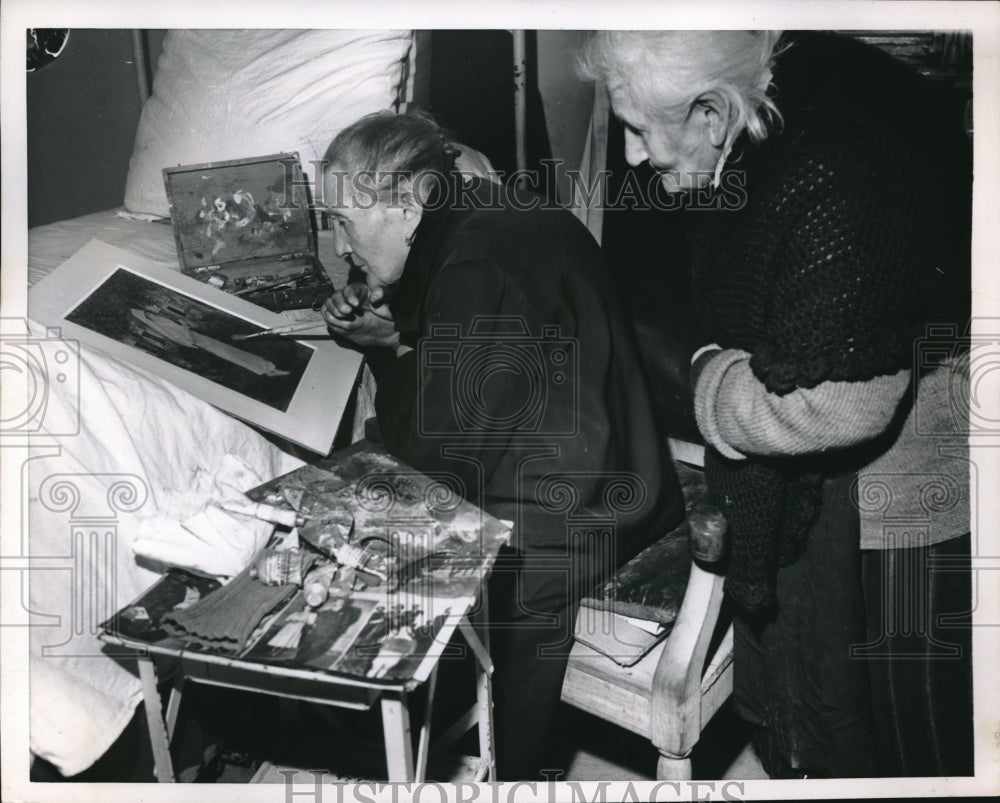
[323,165,415,290]
[609,87,725,193]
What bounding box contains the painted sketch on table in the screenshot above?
[65,266,313,411]
[332,600,454,682]
[241,590,455,682]
[243,594,380,671]
[234,450,513,680]
[295,470,501,601]
[250,449,513,602]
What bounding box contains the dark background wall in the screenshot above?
[26,29,165,228]
[426,30,593,203]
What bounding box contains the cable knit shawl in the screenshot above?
[688,32,971,612]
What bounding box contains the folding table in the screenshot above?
[100,445,510,783]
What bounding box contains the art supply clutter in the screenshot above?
[103,448,512,683]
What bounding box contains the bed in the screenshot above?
[23,29,429,776]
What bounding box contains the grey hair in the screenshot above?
[577,31,785,152]
[323,110,459,207]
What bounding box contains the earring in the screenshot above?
[405,231,416,246]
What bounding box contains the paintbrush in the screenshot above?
[231,321,327,341]
[233,269,314,296]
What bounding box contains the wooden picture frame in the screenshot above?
[28,239,361,454]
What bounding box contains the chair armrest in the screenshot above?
[649,504,728,756]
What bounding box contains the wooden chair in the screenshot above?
[560,459,733,780]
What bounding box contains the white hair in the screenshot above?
[578,30,785,153]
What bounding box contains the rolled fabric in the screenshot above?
[160,559,298,653]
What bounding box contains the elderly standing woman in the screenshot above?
[319,111,686,780]
[578,31,973,778]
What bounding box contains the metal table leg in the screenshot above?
[380,690,414,781]
[137,655,175,782]
[414,665,438,782]
[164,664,185,743]
[459,607,495,782]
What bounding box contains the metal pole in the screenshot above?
[131,29,151,103]
[512,31,527,182]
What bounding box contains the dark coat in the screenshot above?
[372,178,685,571]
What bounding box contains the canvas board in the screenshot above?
[163,152,315,273]
[28,238,361,454]
[161,152,335,313]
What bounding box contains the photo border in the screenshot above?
[3,1,999,801]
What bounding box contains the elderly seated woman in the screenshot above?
[318,111,687,780]
[577,30,973,779]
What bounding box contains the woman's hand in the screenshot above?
[322,283,400,351]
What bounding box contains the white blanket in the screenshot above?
[26,318,303,775]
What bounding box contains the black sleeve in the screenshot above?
[373,258,528,501]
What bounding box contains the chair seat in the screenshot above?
[561,620,733,738]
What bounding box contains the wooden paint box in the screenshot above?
[163,153,333,312]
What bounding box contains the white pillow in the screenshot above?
[124,29,413,217]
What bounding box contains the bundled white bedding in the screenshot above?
[27,209,179,286]
[26,318,304,774]
[25,208,299,774]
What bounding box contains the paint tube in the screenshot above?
[302,562,338,608]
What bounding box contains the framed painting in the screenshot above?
[28,239,362,454]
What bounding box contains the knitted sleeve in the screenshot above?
[695,347,911,459]
[749,120,938,395]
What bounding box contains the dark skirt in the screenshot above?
[861,532,974,776]
[733,470,972,778]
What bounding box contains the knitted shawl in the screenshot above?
[688,33,970,613]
